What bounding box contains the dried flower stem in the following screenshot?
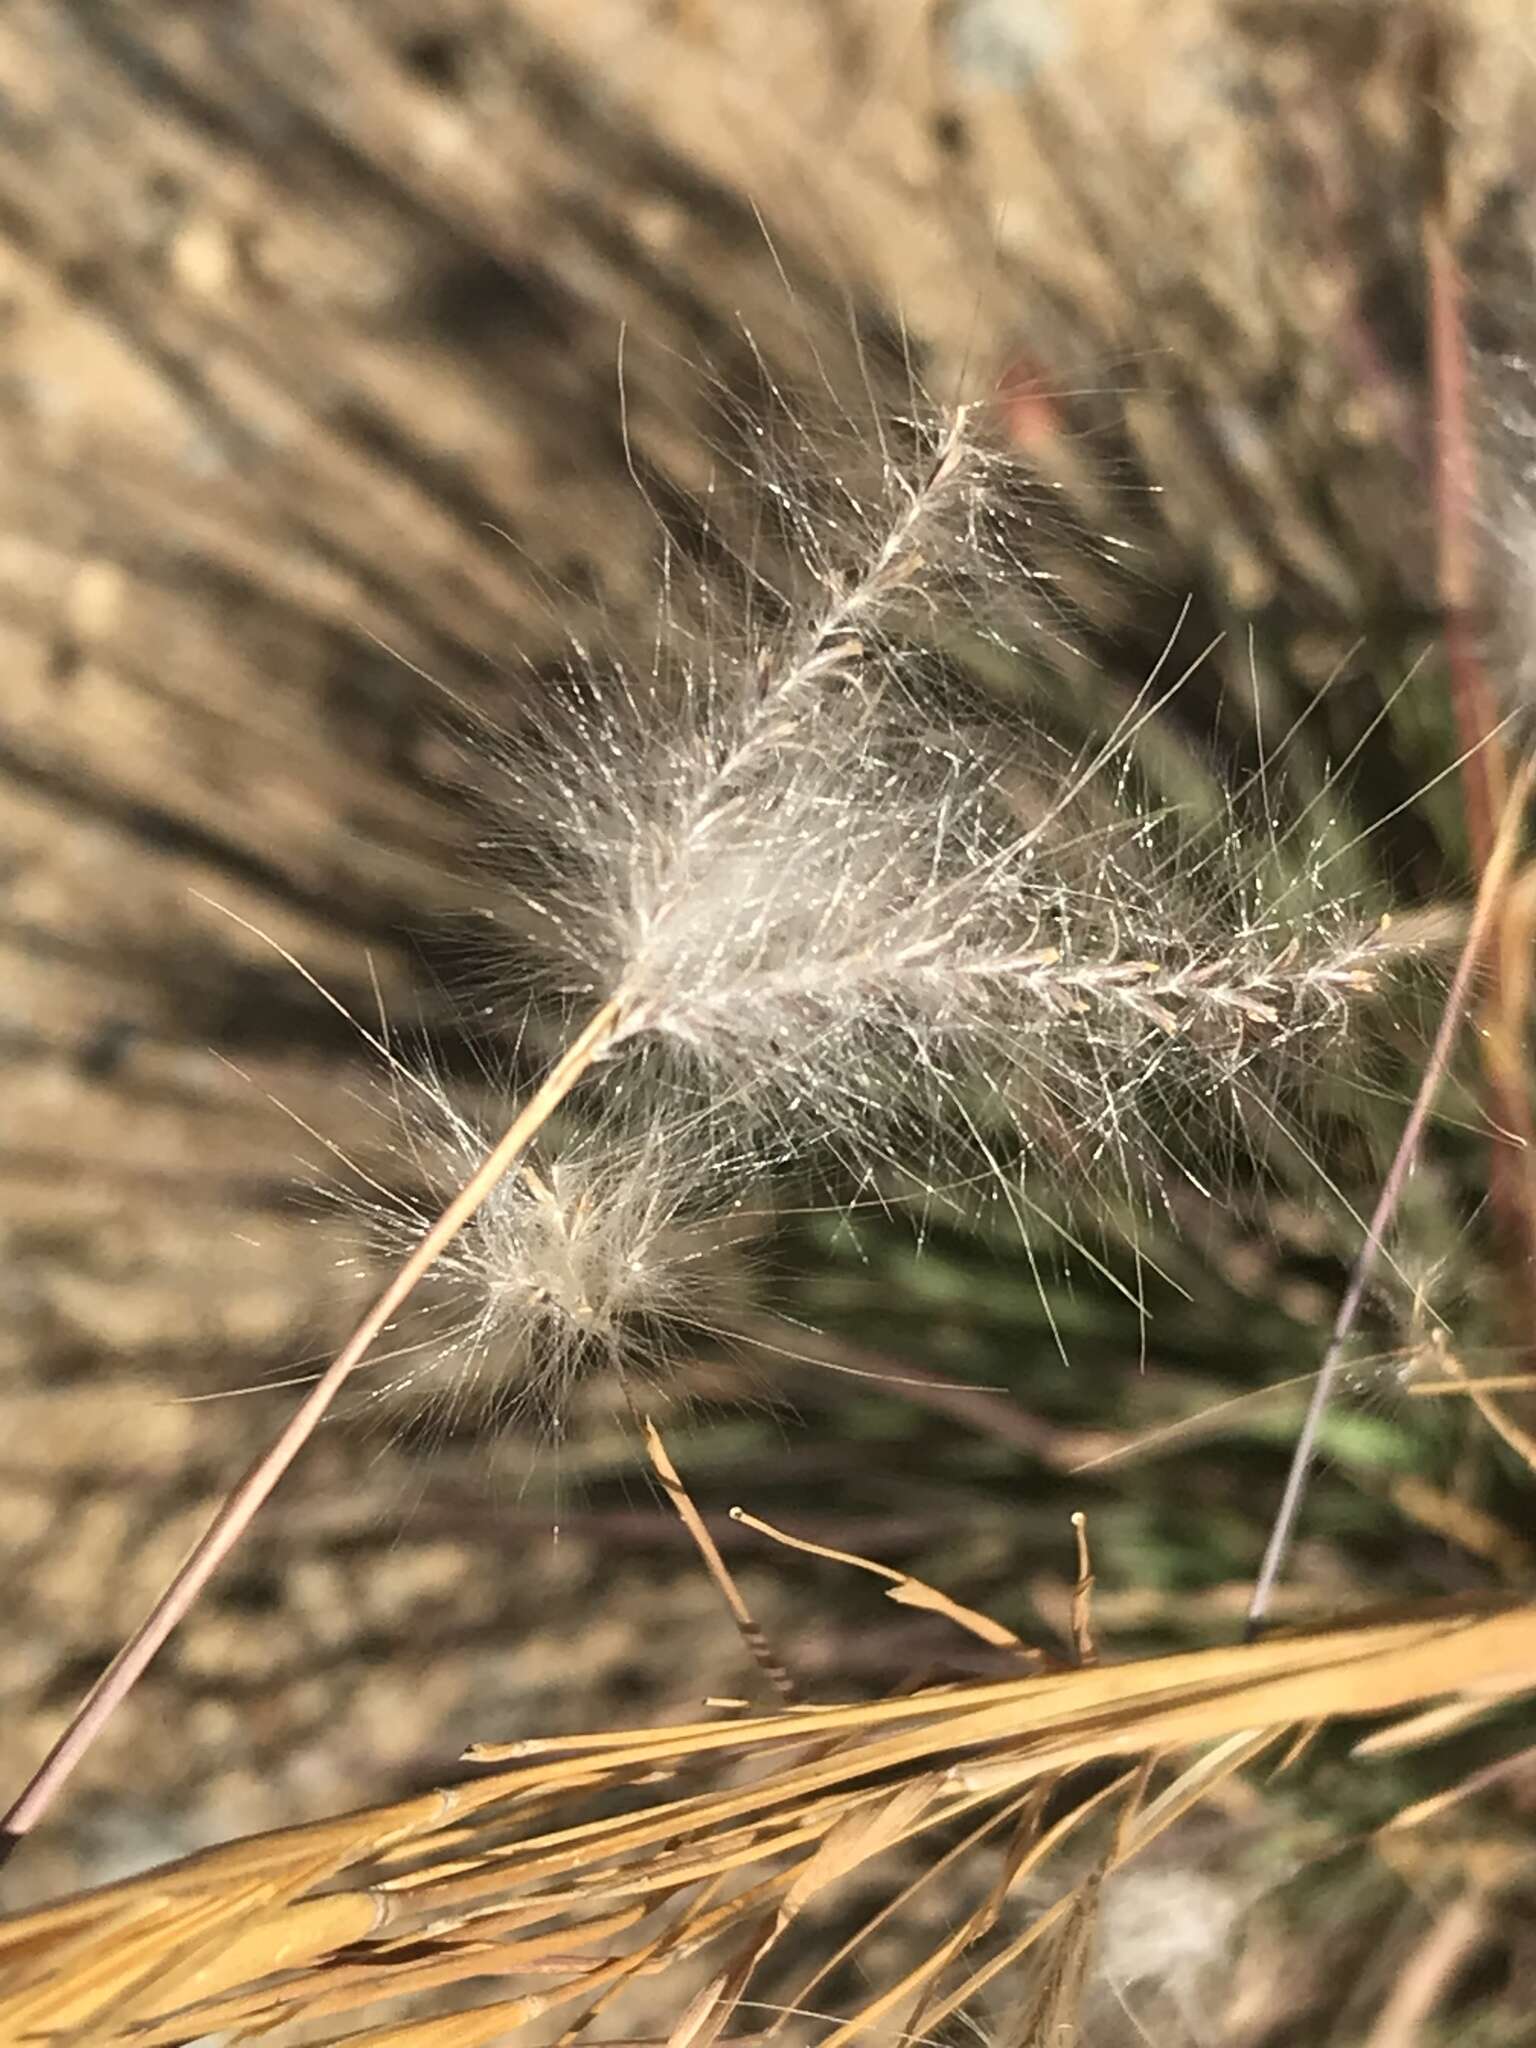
[1427,221,1507,865]
[644,1420,799,1705]
[2,397,1419,1853]
[0,997,627,1857]
[1246,759,1532,1636]
[1420,17,1536,1341]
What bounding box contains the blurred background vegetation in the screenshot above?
[5,2,1536,2038]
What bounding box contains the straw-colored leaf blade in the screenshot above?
[294,1950,648,2048]
[813,1772,1133,2048]
[49,1890,386,2042]
[467,1600,1536,1770]
[3,1600,1532,2047]
[781,1780,937,1922]
[663,1918,777,2048]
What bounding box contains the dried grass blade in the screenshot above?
[1380,1740,1536,1836]
[729,1507,1032,1653]
[645,1422,798,1703]
[1435,1355,1536,1475]
[768,1788,1048,2035]
[780,1779,937,1923]
[1352,1684,1536,1758]
[815,1772,1133,2048]
[294,1950,652,2048]
[664,1916,777,2048]
[84,1892,386,2046]
[470,1601,1536,1773]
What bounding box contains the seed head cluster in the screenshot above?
[379,404,1423,1416]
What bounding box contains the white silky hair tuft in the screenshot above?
[342,1073,756,1437]
[473,402,1426,1211]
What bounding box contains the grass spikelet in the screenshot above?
[342,1075,753,1439]
[481,398,1422,1201]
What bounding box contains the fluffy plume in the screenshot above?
[476,407,1422,1202]
[1086,1860,1247,2042]
[343,1077,752,1437]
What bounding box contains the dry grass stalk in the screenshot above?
[1246,759,1534,1630]
[5,414,983,1842]
[2,1593,1532,2046]
[0,997,626,1856]
[1420,20,1536,1359]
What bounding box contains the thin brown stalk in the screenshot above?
[0,408,986,1858]
[0,996,628,1859]
[1246,764,1533,1635]
[1421,15,1536,1327]
[1069,1511,1097,1667]
[1426,228,1507,866]
[1431,1347,1536,1478]
[730,1508,1036,1656]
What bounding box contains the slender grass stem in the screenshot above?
[1421,16,1536,1337]
[0,997,629,1858]
[1246,763,1532,1636]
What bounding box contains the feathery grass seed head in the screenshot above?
[474,403,1424,1213]
[345,1078,752,1437]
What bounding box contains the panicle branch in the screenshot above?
[483,398,1421,1192]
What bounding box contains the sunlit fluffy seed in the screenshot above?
[345,1082,753,1435]
[470,405,1425,1214]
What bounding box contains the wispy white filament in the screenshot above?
[476,407,1421,1206]
[332,404,1439,1432]
[347,1080,752,1434]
